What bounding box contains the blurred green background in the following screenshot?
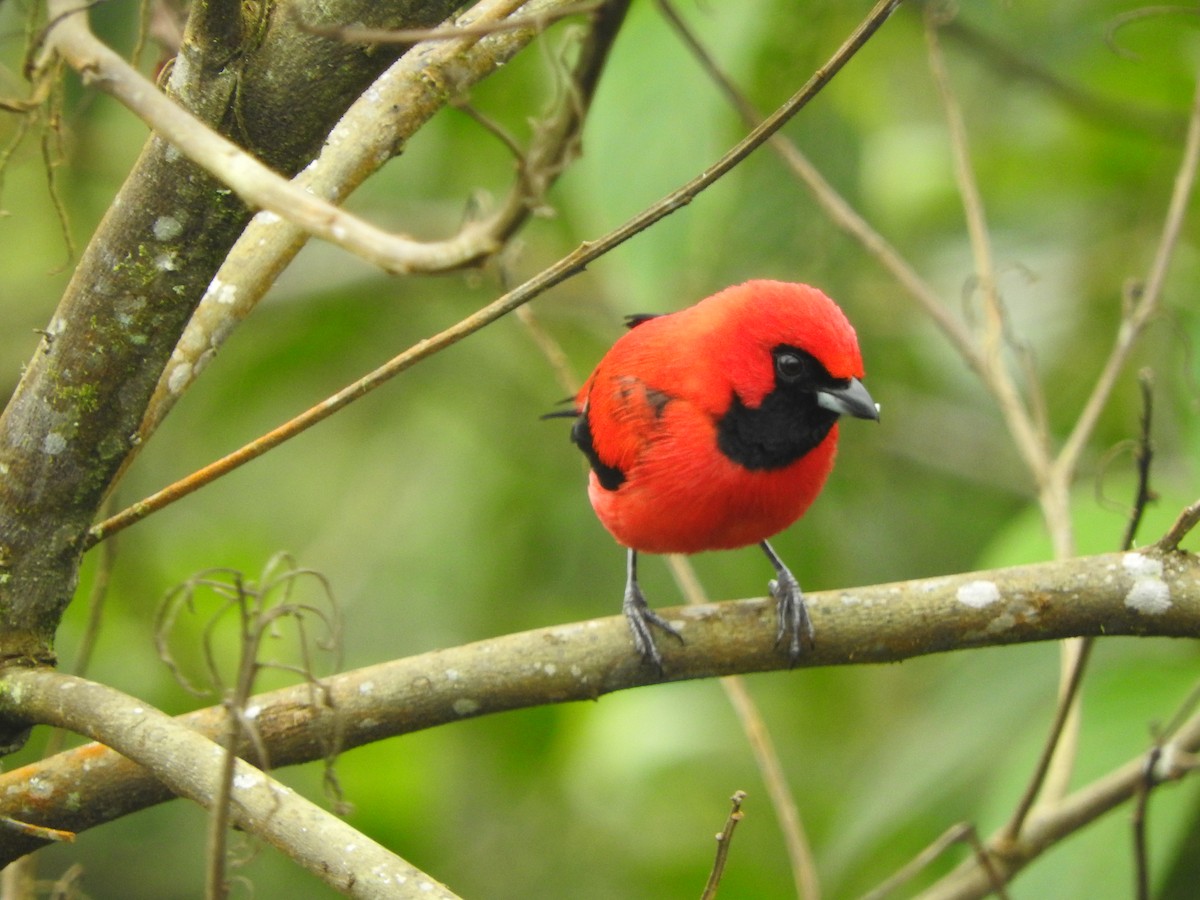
[2,1,1200,897]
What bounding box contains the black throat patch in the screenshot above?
[715,345,844,471]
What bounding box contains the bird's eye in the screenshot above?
[775,351,808,382]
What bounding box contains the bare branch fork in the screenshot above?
[0,549,1197,863]
[36,0,536,275]
[136,0,633,443]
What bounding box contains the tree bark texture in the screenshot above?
[0,1,462,669]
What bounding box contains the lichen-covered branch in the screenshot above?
[0,549,1195,862]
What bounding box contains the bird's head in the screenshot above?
[706,280,879,423]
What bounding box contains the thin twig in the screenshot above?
[667,556,821,900]
[516,306,578,397]
[653,0,981,373]
[1131,747,1158,900]
[0,816,74,843]
[1131,677,1200,899]
[861,823,1008,900]
[1121,370,1157,551]
[700,791,747,900]
[1054,77,1200,485]
[85,0,902,548]
[1000,638,1094,842]
[924,7,1050,494]
[1158,498,1200,552]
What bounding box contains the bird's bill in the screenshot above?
[816,377,880,421]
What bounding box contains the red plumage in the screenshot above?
[568,279,877,669]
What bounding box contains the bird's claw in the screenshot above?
[770,572,815,665]
[624,582,684,673]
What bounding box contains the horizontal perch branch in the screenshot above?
[0,548,1196,862]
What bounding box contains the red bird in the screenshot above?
[565,280,878,669]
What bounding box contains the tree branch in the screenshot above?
[921,704,1200,900]
[85,0,902,548]
[1054,76,1200,486]
[0,549,1196,863]
[1159,499,1200,552]
[138,0,624,443]
[39,0,532,275]
[0,671,458,899]
[0,0,464,681]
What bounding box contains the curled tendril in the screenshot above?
[1106,6,1200,61]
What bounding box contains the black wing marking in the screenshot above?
[623,313,663,330]
[570,406,626,491]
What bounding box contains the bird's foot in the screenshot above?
[623,581,684,673]
[769,568,815,665]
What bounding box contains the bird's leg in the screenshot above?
[761,540,815,664]
[622,548,684,671]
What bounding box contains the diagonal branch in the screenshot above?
[921,703,1200,900]
[1054,77,1200,485]
[85,0,903,548]
[655,0,980,365]
[40,0,534,275]
[138,0,628,442]
[1,670,458,899]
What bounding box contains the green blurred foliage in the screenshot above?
[2,0,1200,897]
